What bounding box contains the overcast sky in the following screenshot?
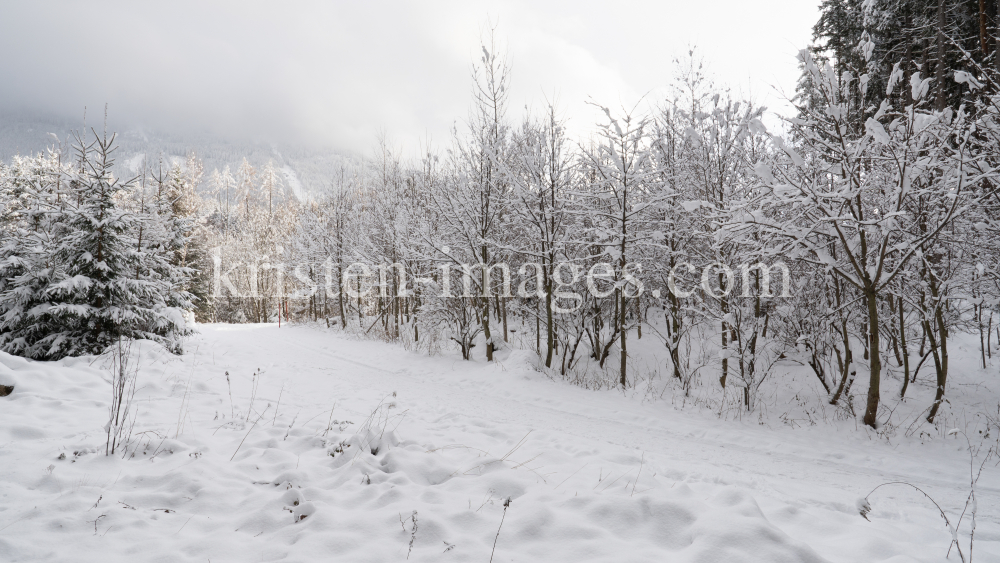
[0,1,819,157]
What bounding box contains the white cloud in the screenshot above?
[0,1,818,158]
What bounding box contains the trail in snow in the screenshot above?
[0,324,997,562]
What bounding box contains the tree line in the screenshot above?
[3,16,1000,428]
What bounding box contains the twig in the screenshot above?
[476,490,496,512]
[174,372,193,439]
[865,481,965,562]
[273,381,285,426]
[554,464,588,490]
[509,454,541,470]
[323,401,338,437]
[246,369,261,421]
[631,452,645,497]
[175,517,192,535]
[225,371,234,418]
[500,431,532,461]
[89,514,106,535]
[230,405,271,461]
[406,510,418,559]
[455,431,534,476]
[283,411,299,441]
[598,468,635,492]
[0,508,36,533]
[489,498,511,563]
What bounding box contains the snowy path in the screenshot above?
[1,324,997,562]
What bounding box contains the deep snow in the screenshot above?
[0,323,998,562]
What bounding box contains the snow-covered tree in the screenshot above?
[748,49,980,426]
[579,103,656,388]
[0,130,193,359]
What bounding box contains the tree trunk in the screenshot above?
[545,272,554,368]
[535,299,541,356]
[899,296,911,398]
[904,12,913,105]
[720,274,729,388]
[936,0,946,111]
[667,291,682,380]
[501,295,508,343]
[619,287,627,388]
[988,311,994,360]
[636,298,642,339]
[889,296,903,367]
[980,0,989,55]
[979,302,987,369]
[862,289,881,427]
[481,246,494,362]
[996,0,1000,75]
[926,301,950,422]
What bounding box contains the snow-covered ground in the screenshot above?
[1,323,998,562]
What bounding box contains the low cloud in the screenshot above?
[0,1,816,157]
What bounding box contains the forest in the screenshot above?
[2,3,1000,560]
[6,3,1000,426]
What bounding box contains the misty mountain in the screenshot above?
[0,110,360,200]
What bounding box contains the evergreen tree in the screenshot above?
[42,132,151,356]
[166,156,212,322]
[0,153,69,358]
[0,130,197,359]
[808,0,998,124]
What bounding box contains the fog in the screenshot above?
[0,1,817,157]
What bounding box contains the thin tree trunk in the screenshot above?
[979,302,987,369]
[936,0,946,111]
[667,288,682,380]
[899,296,912,398]
[501,295,508,343]
[619,287,627,388]
[863,289,882,428]
[545,272,554,368]
[636,298,642,339]
[720,273,729,388]
[988,311,994,359]
[338,263,346,329]
[889,296,903,367]
[926,301,950,422]
[535,299,541,356]
[996,0,1000,75]
[980,0,989,55]
[904,11,913,105]
[482,246,493,362]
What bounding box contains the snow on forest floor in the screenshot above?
[0,323,998,562]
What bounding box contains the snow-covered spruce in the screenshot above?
[0,131,192,359]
